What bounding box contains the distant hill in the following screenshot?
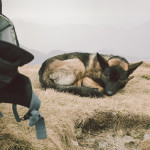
[21,47,116,65]
[20,44,146,65]
[20,46,66,65]
[47,50,66,58]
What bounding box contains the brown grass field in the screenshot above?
[0,62,150,150]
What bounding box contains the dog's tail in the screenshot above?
[48,80,103,98]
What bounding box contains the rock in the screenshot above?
[144,134,150,140]
[98,141,107,149]
[72,140,79,146]
[123,135,134,143]
[87,138,95,143]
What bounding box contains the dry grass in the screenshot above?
[0,62,150,150]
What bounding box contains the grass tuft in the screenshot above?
[0,133,33,150]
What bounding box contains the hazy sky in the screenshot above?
[3,0,150,26]
[2,0,150,60]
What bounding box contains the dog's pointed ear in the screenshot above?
[96,53,108,70]
[128,61,143,76]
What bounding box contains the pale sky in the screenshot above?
[2,0,150,60]
[3,0,150,26]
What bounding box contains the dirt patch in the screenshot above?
[73,111,150,150]
[77,111,150,131]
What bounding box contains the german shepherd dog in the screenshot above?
[38,52,143,97]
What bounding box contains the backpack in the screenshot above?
[0,1,47,139]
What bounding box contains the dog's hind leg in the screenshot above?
[49,58,85,86]
[74,79,83,86]
[82,77,104,93]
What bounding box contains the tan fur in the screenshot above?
[108,58,128,71]
[41,54,102,88]
[85,54,102,80]
[48,58,85,85]
[74,79,83,86]
[47,55,103,87]
[82,77,104,92]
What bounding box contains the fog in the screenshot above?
[2,0,150,61]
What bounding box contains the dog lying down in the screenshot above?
[39,52,143,97]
